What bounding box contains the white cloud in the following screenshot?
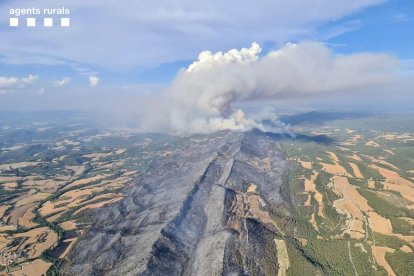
[53,77,71,87]
[89,76,99,87]
[0,0,385,68]
[0,74,38,94]
[389,13,411,23]
[141,42,398,133]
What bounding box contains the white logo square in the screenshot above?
[9,18,19,27]
[27,18,36,27]
[61,18,70,27]
[44,18,53,27]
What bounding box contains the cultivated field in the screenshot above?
[0,116,177,274]
[280,114,414,275]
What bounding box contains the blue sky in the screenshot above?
[322,0,413,58]
[0,0,412,111]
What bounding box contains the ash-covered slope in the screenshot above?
[63,130,291,276]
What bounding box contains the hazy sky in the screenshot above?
[0,0,412,116]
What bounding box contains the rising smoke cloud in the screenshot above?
[141,41,397,134]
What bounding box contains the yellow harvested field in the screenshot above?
[56,139,80,146]
[247,183,257,193]
[0,176,22,183]
[0,162,40,170]
[400,217,414,226]
[74,197,123,215]
[15,192,50,207]
[40,201,67,216]
[368,179,376,189]
[365,140,380,147]
[312,131,332,136]
[46,212,64,222]
[348,163,363,178]
[303,194,311,206]
[321,162,352,176]
[304,173,321,200]
[310,213,318,231]
[331,177,371,213]
[122,170,138,176]
[333,198,365,239]
[350,134,362,142]
[79,193,121,207]
[379,133,414,141]
[13,227,58,259]
[88,177,131,190]
[67,186,105,200]
[298,238,308,246]
[18,206,37,228]
[331,176,393,237]
[23,179,52,186]
[53,154,68,162]
[2,182,17,190]
[22,179,65,193]
[372,246,396,276]
[372,165,403,180]
[337,146,351,152]
[65,165,85,176]
[246,193,283,234]
[317,205,324,218]
[115,148,126,154]
[303,172,324,216]
[0,204,11,218]
[396,134,413,140]
[59,220,77,231]
[390,234,414,247]
[383,183,414,206]
[374,159,399,171]
[83,152,112,160]
[64,174,108,189]
[347,220,365,240]
[0,235,9,250]
[400,245,413,253]
[327,152,340,162]
[59,238,77,259]
[371,165,414,204]
[368,213,392,234]
[340,142,356,147]
[11,259,52,276]
[383,149,395,155]
[274,239,290,276]
[97,161,125,170]
[8,204,35,226]
[40,186,105,216]
[0,225,17,232]
[379,134,398,140]
[334,192,365,220]
[299,159,312,170]
[320,153,352,177]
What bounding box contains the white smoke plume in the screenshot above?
[141,41,397,134]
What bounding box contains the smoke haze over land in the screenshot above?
[0,0,412,128]
[139,42,398,133]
